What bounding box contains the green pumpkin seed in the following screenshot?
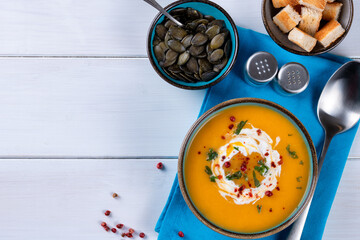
[178,51,190,65]
[210,33,225,49]
[155,24,167,40]
[169,26,188,41]
[181,34,193,48]
[205,25,221,39]
[168,39,186,53]
[191,33,208,46]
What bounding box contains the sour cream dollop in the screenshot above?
[211,125,281,205]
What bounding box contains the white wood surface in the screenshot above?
[0,57,358,158]
[0,0,358,239]
[0,0,358,57]
[0,158,358,240]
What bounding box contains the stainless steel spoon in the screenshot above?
[286,61,360,240]
[143,0,184,27]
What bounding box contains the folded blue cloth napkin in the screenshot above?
[155,27,358,240]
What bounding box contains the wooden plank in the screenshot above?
[0,0,359,57]
[323,158,360,240]
[0,159,177,240]
[0,57,358,158]
[0,158,357,240]
[0,57,205,157]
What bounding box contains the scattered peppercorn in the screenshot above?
[104,226,110,232]
[121,233,126,237]
[139,232,146,238]
[116,223,124,229]
[230,116,236,122]
[228,124,234,130]
[178,231,184,237]
[129,228,135,234]
[224,161,231,168]
[256,129,262,136]
[269,208,273,212]
[157,162,163,169]
[112,193,118,198]
[104,210,111,216]
[126,232,133,238]
[101,222,107,227]
[111,228,117,233]
[265,191,273,197]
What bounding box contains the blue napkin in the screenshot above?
[155,27,358,240]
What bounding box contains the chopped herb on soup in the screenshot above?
[296,176,302,182]
[253,170,261,188]
[296,187,302,190]
[286,145,298,159]
[299,160,304,165]
[207,148,218,161]
[254,160,269,176]
[243,173,248,181]
[205,166,212,175]
[226,171,242,180]
[233,146,240,151]
[210,175,218,182]
[234,120,248,135]
[257,205,262,213]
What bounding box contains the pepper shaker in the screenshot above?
[273,62,310,96]
[244,51,278,87]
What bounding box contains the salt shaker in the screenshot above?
[244,51,278,87]
[273,62,310,96]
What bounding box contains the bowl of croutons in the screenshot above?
[262,0,353,55]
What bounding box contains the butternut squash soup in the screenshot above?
[181,101,316,235]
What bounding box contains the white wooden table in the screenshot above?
[0,1,359,239]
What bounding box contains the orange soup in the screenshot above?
[184,104,313,233]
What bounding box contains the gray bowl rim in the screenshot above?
[261,0,354,56]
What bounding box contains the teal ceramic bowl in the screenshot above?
[147,0,239,90]
[178,98,318,238]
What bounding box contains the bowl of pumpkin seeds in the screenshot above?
[147,0,239,90]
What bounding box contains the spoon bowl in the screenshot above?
[318,61,360,135]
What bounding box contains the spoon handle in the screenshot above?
[143,0,184,27]
[285,132,334,240]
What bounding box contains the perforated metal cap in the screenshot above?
[276,62,309,94]
[245,51,278,85]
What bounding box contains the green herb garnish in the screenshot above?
[253,170,260,187]
[299,160,304,165]
[233,146,240,151]
[210,175,218,182]
[257,205,262,213]
[234,120,248,135]
[254,160,269,176]
[207,148,218,161]
[205,166,212,175]
[296,187,302,190]
[244,173,248,181]
[286,145,298,159]
[288,134,293,136]
[296,176,302,182]
[226,171,242,180]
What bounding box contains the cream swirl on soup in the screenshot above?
[211,124,281,205]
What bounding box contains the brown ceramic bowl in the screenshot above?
[178,98,318,238]
[262,0,353,55]
[147,0,239,90]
